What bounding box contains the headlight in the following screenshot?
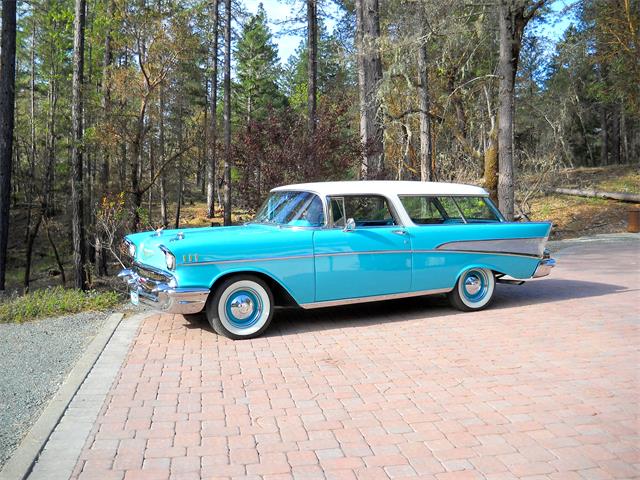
[160,246,176,270]
[128,243,136,258]
[166,252,176,270]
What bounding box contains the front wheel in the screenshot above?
[448,268,496,311]
[206,275,274,339]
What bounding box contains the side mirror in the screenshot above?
[344,218,356,232]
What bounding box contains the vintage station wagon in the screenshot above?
[119,181,555,339]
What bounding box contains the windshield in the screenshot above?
[252,191,325,227]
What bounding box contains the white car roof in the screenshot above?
[272,180,488,197]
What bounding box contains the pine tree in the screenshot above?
[235,5,285,126]
[284,23,351,111]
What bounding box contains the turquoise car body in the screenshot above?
[120,181,554,313]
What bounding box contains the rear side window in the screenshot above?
[399,195,500,224]
[329,195,397,227]
[436,197,463,221]
[455,197,500,221]
[400,196,446,224]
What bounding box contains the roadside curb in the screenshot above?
[548,232,640,255]
[0,312,141,480]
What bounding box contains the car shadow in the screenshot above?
[179,278,630,339]
[264,278,630,337]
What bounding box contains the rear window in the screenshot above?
[399,196,501,224]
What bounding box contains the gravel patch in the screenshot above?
[0,311,110,469]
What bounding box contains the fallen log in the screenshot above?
[549,187,640,204]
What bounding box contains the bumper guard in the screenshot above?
[533,257,556,278]
[118,265,209,315]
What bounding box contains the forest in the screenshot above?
[0,0,638,295]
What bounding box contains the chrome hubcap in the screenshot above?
[229,294,254,320]
[464,275,481,296]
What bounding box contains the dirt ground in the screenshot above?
[527,165,639,240]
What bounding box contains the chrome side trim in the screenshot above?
[436,237,546,258]
[533,258,556,278]
[315,250,410,258]
[300,287,452,309]
[178,245,545,267]
[422,249,541,259]
[178,253,314,267]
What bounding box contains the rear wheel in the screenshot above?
[206,275,274,339]
[448,268,495,311]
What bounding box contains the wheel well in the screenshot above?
[209,271,299,307]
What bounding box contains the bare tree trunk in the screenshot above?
[417,27,432,182]
[611,103,620,164]
[0,0,17,291]
[44,220,66,286]
[497,1,517,221]
[222,0,232,226]
[355,0,367,178]
[26,14,37,243]
[356,0,385,179]
[25,16,40,292]
[600,105,608,165]
[174,168,183,229]
[497,1,546,220]
[44,75,57,217]
[148,134,155,225]
[24,213,43,292]
[484,122,499,204]
[206,0,219,218]
[71,0,88,289]
[96,1,112,276]
[100,0,113,191]
[621,107,628,164]
[159,87,168,227]
[307,0,317,135]
[130,98,147,231]
[497,0,544,220]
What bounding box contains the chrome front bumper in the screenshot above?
[118,265,209,315]
[533,257,556,278]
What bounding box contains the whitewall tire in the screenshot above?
[448,267,496,312]
[206,275,274,339]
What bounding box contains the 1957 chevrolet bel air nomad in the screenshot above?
[119,181,555,339]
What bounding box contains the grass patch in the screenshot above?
[0,287,122,323]
[598,173,640,194]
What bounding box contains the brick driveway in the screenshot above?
[72,240,639,480]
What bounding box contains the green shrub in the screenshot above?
[0,287,121,323]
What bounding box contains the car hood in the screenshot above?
[125,223,296,268]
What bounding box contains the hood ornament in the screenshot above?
[154,227,164,237]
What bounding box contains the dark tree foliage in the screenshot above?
[234,98,361,209]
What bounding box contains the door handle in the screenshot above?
[392,229,408,236]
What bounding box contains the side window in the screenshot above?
[399,196,446,224]
[455,197,499,221]
[437,197,463,222]
[330,197,346,227]
[329,195,396,227]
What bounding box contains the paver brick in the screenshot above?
[70,242,639,480]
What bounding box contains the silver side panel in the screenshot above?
[436,237,546,258]
[300,288,452,309]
